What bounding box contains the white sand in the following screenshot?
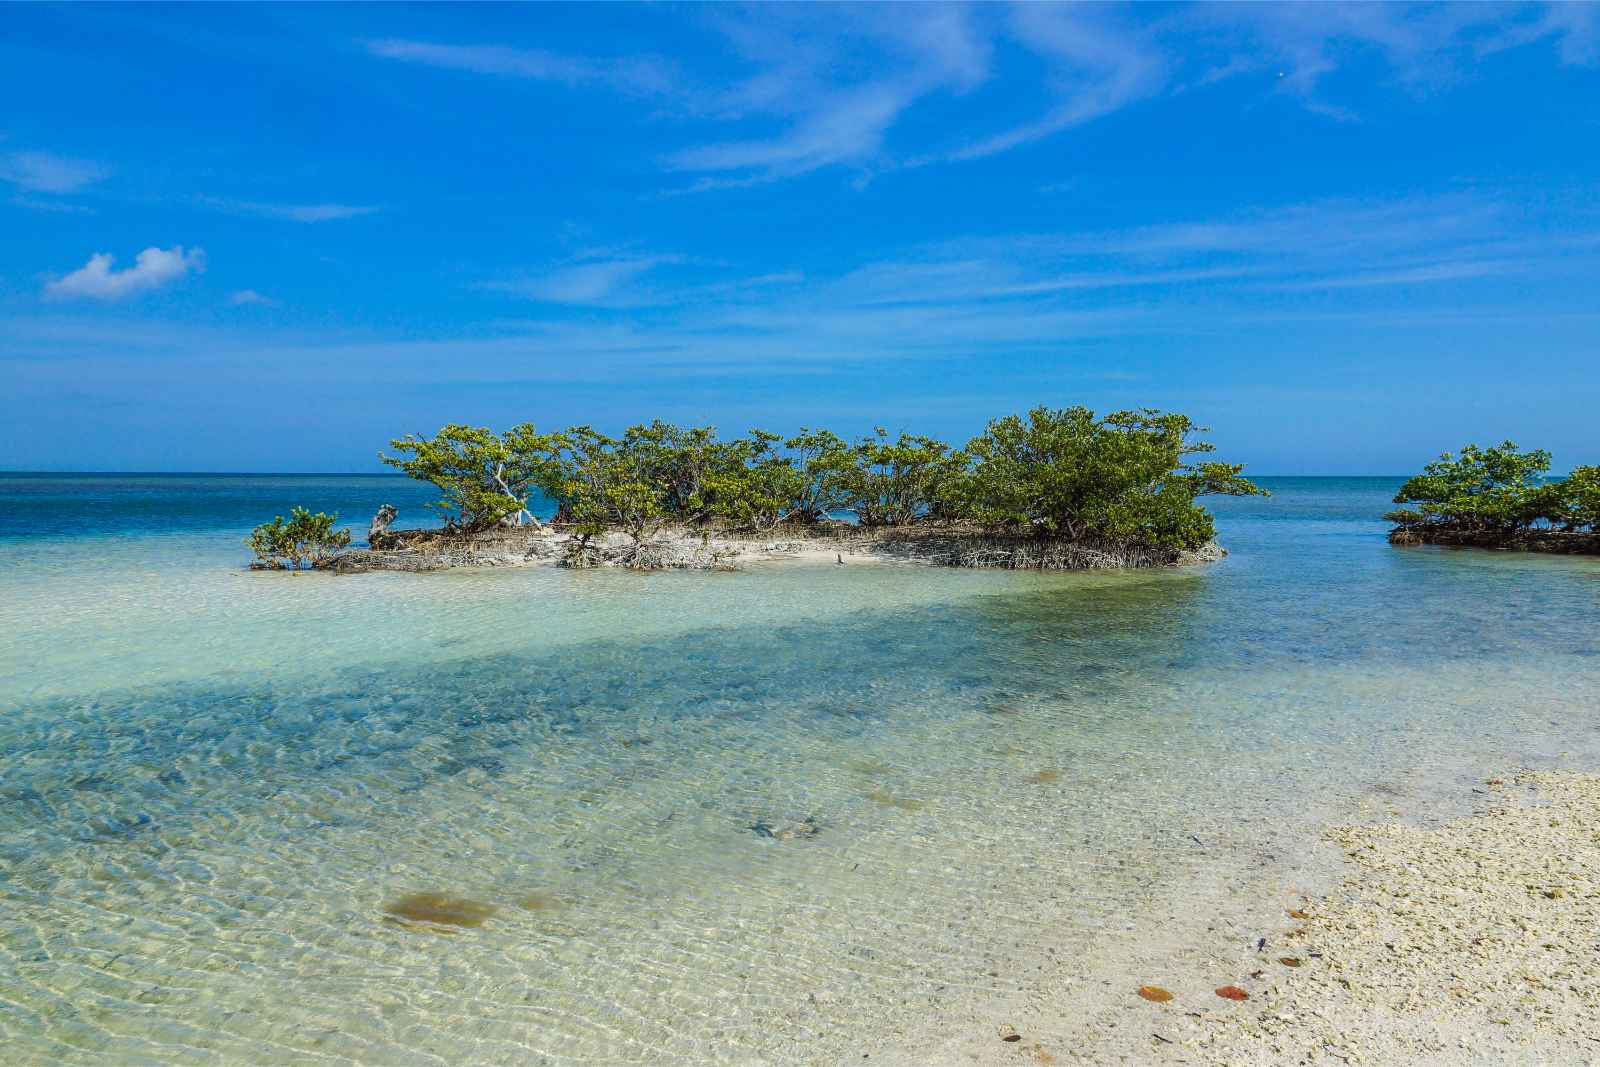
[863,772,1600,1066]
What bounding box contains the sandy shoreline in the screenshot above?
[858,769,1600,1067]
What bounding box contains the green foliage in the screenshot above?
[1389,442,1553,531]
[1552,466,1600,531]
[246,507,351,569]
[953,406,1265,550]
[702,430,801,531]
[842,429,968,526]
[784,428,855,521]
[380,423,562,531]
[559,427,670,539]
[375,408,1263,549]
[1388,444,1600,534]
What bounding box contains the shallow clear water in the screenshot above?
[2,475,1598,1064]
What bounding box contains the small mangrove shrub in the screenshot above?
[246,507,352,569]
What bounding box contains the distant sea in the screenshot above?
[3,474,1598,1064]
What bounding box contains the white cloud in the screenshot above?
[488,255,677,305]
[10,195,94,215]
[364,38,676,95]
[941,5,1166,161]
[228,289,279,307]
[0,151,108,194]
[1541,2,1600,65]
[361,4,1600,188]
[1478,2,1600,66]
[374,7,993,185]
[486,253,805,307]
[666,5,993,181]
[667,82,917,176]
[45,246,205,302]
[539,259,659,303]
[203,198,380,223]
[1268,260,1519,291]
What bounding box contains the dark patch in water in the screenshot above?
[865,790,926,812]
[749,815,822,841]
[436,755,507,777]
[383,892,497,929]
[86,811,154,840]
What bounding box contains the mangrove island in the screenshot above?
[248,405,1267,573]
[1387,441,1600,554]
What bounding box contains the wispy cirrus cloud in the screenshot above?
[200,197,381,223]
[486,251,804,308]
[228,289,280,307]
[9,195,94,215]
[0,150,108,195]
[468,194,1586,337]
[1180,2,1599,120]
[664,4,992,182]
[365,3,1600,188]
[364,38,679,95]
[486,255,679,305]
[45,246,205,302]
[1268,260,1521,291]
[8,196,1599,463]
[466,195,1598,371]
[940,4,1165,162]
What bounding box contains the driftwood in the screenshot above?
[367,504,399,548]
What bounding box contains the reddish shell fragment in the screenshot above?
[1215,985,1250,1001]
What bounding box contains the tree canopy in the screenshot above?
[1387,442,1600,534]
[380,423,561,531]
[954,407,1266,548]
[376,408,1263,551]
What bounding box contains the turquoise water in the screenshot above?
[3,475,1599,1064]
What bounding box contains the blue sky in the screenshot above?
[2,2,1598,473]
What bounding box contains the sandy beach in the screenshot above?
[864,770,1600,1067]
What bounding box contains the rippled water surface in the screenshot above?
[3,474,1599,1064]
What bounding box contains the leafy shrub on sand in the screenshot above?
[246,507,351,570]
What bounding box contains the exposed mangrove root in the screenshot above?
[1388,525,1600,554]
[322,520,1226,574]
